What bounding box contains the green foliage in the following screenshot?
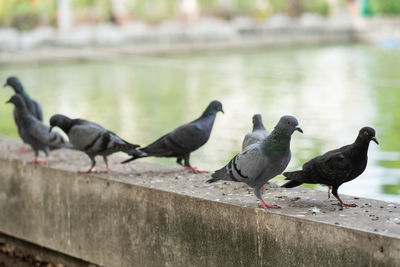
[381,184,400,195]
[303,0,330,16]
[0,0,56,31]
[370,0,400,15]
[0,0,334,30]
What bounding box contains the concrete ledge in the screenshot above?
[0,137,399,266]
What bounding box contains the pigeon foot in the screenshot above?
[18,146,29,153]
[38,158,48,165]
[258,203,280,209]
[79,168,95,174]
[258,198,280,209]
[183,166,208,174]
[335,195,357,207]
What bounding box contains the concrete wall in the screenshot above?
[0,153,399,267]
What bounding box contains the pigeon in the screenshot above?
[282,127,378,207]
[208,115,303,208]
[6,95,72,165]
[4,76,43,153]
[122,100,224,173]
[242,114,269,150]
[50,114,140,173]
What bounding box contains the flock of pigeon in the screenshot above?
[3,76,379,209]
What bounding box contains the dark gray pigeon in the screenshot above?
[242,114,269,150]
[282,127,378,207]
[122,100,224,173]
[4,76,43,153]
[208,115,303,209]
[6,95,72,165]
[50,114,140,173]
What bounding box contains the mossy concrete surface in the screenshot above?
[0,137,399,267]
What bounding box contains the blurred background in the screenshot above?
[0,0,399,203]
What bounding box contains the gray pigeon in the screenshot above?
[50,114,140,173]
[122,100,224,173]
[6,95,72,165]
[242,114,269,150]
[4,76,43,153]
[208,115,303,209]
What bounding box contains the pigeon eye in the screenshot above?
[287,121,291,125]
[364,131,369,136]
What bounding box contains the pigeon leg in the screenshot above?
[31,150,40,164]
[39,158,48,165]
[332,186,357,207]
[254,187,279,209]
[18,145,29,153]
[176,157,183,166]
[38,148,49,165]
[183,154,208,173]
[80,157,96,174]
[328,186,332,199]
[101,156,111,173]
[261,184,266,194]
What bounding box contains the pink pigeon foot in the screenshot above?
[79,167,95,174]
[183,166,208,174]
[258,198,280,209]
[38,158,48,165]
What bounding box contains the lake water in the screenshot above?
[0,44,399,203]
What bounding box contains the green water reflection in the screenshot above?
[0,44,399,202]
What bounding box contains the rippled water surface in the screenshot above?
[0,44,399,202]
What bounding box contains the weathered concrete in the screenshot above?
[0,137,399,267]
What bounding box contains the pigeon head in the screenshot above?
[6,94,28,111]
[275,115,303,135]
[252,114,264,130]
[50,114,73,134]
[358,127,379,145]
[202,100,224,117]
[4,76,23,93]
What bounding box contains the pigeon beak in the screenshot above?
[295,126,303,133]
[221,108,224,114]
[371,136,379,145]
[49,126,53,133]
[3,83,8,88]
[5,99,11,104]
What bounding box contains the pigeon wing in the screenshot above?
[143,123,207,156]
[304,147,352,185]
[68,124,106,151]
[27,119,68,149]
[211,144,267,185]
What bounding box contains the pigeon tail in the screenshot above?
[121,149,148,164]
[115,142,140,153]
[208,167,231,183]
[281,180,303,188]
[206,177,219,183]
[281,170,304,188]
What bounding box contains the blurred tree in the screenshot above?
[287,0,303,17]
[370,0,400,15]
